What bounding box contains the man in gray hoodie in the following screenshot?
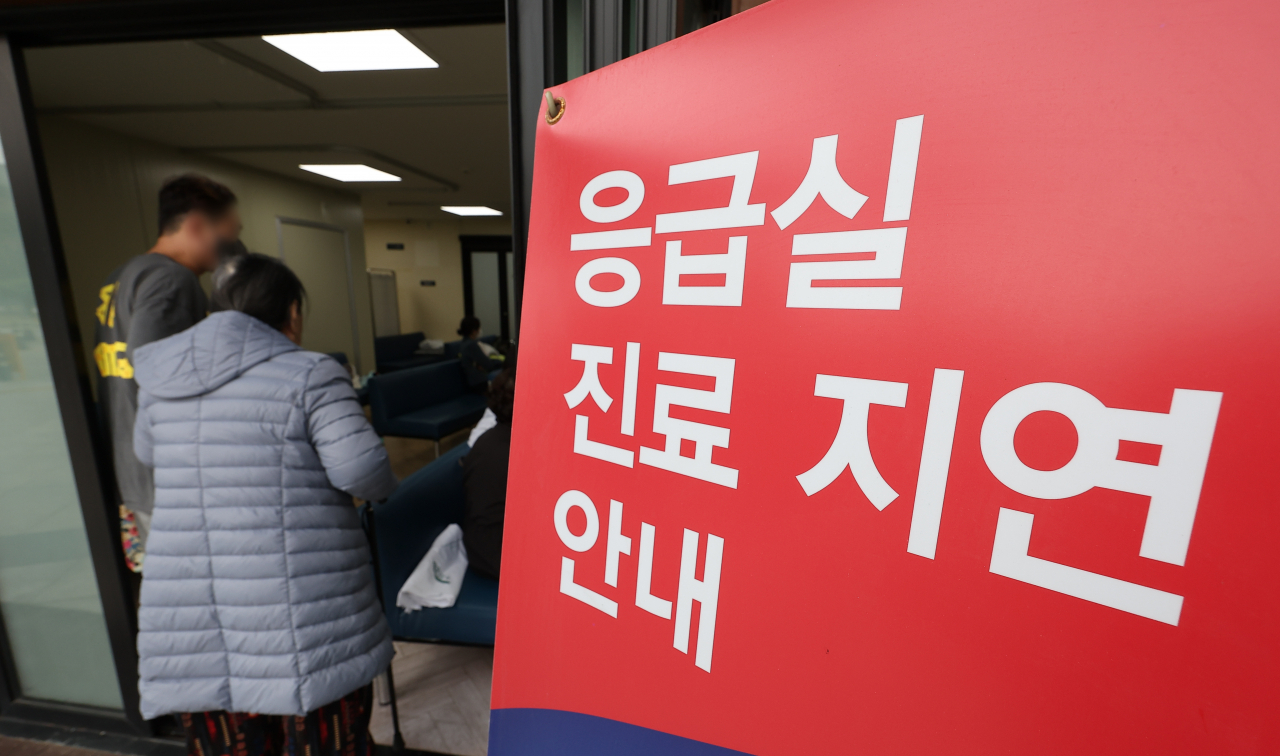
[94,174,240,561]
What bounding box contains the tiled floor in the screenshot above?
[369,642,495,756]
[372,427,494,756]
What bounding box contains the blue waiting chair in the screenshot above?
[367,361,487,454]
[374,332,445,374]
[362,443,499,749]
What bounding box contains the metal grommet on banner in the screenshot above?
[545,91,566,125]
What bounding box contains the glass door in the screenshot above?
[0,126,122,710]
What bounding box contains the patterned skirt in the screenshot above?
[179,683,375,756]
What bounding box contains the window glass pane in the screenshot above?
[505,251,516,338]
[0,141,122,708]
[469,251,502,338]
[566,0,585,79]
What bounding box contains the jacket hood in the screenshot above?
[134,310,300,399]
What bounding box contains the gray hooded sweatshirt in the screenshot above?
[132,310,397,719]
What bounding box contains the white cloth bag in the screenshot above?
[467,407,498,447]
[397,524,468,611]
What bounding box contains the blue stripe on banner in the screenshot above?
[489,708,757,756]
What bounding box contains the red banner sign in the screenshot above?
[491,1,1280,753]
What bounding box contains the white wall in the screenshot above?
[38,115,377,376]
[364,217,511,342]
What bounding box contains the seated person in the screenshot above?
[461,366,515,579]
[466,344,517,447]
[456,316,504,389]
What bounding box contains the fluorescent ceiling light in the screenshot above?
[441,206,503,216]
[263,30,438,72]
[300,164,401,182]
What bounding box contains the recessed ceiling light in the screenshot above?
[441,206,503,216]
[263,30,438,72]
[300,164,401,182]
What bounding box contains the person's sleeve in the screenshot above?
[128,269,202,352]
[304,357,399,501]
[133,396,154,468]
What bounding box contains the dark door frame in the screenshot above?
[0,0,504,738]
[0,35,146,737]
[504,0,675,336]
[0,0,503,47]
[460,235,515,342]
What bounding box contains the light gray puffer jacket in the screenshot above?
[132,310,397,719]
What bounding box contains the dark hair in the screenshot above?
[458,316,481,338]
[487,366,516,424]
[158,174,237,236]
[210,253,305,331]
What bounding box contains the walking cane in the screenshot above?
[364,503,406,752]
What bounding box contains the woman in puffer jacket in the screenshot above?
[132,253,397,756]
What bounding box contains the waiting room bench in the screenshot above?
[375,332,501,374]
[367,360,487,454]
